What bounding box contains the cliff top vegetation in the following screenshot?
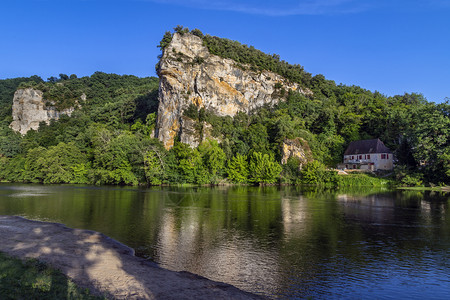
[158,26,313,88]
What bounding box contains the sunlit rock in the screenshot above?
[280,138,313,169]
[155,33,312,149]
[10,88,76,135]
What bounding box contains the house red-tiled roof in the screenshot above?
[344,139,392,155]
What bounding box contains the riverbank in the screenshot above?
[397,186,450,192]
[0,216,262,299]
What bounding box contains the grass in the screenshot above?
[0,252,103,300]
[337,173,393,187]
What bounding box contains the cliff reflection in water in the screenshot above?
[151,187,284,295]
[0,184,449,299]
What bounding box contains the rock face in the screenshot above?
[281,138,313,169]
[155,33,311,149]
[10,88,75,135]
[179,116,217,148]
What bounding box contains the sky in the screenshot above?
[1,0,449,103]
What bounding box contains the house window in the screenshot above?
[359,155,362,159]
[352,156,354,159]
[387,154,389,159]
[381,154,386,159]
[353,165,356,169]
[346,165,348,169]
[367,155,370,159]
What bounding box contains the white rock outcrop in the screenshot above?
[155,33,311,149]
[10,88,75,135]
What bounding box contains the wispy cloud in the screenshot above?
[147,0,375,16]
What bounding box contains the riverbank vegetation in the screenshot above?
[0,27,449,187]
[0,252,101,299]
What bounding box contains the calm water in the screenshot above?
[0,184,449,299]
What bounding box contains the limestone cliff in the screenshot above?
[155,33,311,149]
[10,88,76,135]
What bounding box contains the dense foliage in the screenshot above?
[0,28,448,187]
[0,73,163,185]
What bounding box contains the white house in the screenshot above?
[338,139,394,171]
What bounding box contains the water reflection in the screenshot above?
[0,184,449,299]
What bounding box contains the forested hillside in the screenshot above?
[0,72,160,185]
[0,27,449,187]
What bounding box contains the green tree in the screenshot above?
[141,139,171,185]
[248,151,282,184]
[244,123,270,154]
[90,128,139,185]
[0,156,25,182]
[300,161,338,185]
[59,74,69,81]
[0,126,22,157]
[172,141,209,184]
[158,31,173,50]
[47,76,58,83]
[144,151,164,185]
[227,153,249,183]
[280,157,302,185]
[179,149,210,184]
[23,147,47,183]
[37,143,88,184]
[198,139,226,176]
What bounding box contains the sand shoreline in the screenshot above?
[0,215,263,299]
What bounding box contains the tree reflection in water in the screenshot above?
[0,184,448,299]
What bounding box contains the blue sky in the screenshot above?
[1,0,449,103]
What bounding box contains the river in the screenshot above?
[0,184,448,299]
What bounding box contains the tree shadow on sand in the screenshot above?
[0,216,262,300]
